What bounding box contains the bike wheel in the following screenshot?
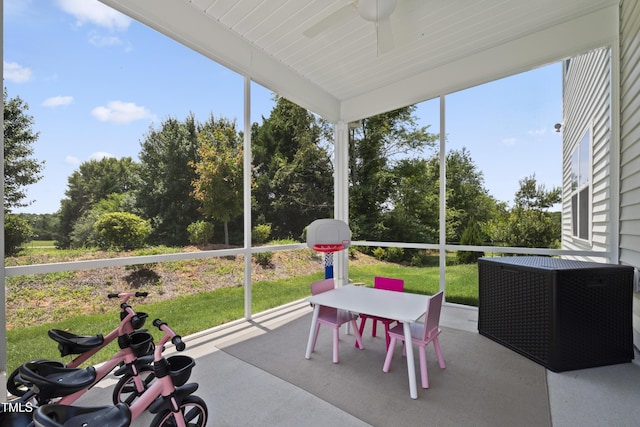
[150,395,208,427]
[112,365,156,405]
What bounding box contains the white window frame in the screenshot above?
[570,127,592,242]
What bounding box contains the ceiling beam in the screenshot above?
[99,0,342,121]
[340,5,619,122]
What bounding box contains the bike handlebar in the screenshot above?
[153,319,186,351]
[112,293,149,332]
[121,304,146,329]
[107,291,149,299]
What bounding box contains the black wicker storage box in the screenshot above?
[478,256,634,372]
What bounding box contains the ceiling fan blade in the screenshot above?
[303,4,354,38]
[376,17,394,54]
[390,0,430,47]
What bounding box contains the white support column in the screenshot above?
[243,76,253,319]
[439,95,447,294]
[334,121,349,287]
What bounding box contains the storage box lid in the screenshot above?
[479,256,633,271]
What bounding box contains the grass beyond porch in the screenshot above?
[5,262,478,375]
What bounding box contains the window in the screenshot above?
[570,129,591,240]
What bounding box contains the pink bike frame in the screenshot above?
[127,323,189,427]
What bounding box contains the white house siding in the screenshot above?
[561,46,612,260]
[620,0,640,348]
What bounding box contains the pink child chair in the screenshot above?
[310,278,364,363]
[382,291,445,389]
[356,276,404,349]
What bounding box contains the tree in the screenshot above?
[19,213,59,240]
[3,87,44,211]
[191,117,243,245]
[348,106,438,241]
[251,97,334,240]
[489,175,561,248]
[514,174,561,210]
[441,148,497,243]
[136,115,203,246]
[387,148,497,245]
[56,157,139,248]
[4,214,33,256]
[386,158,439,243]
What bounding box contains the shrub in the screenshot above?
[187,221,215,246]
[70,193,133,248]
[372,247,385,260]
[410,250,437,267]
[69,210,101,248]
[4,214,34,256]
[252,224,272,244]
[94,212,151,250]
[348,246,359,259]
[383,246,405,263]
[457,221,485,264]
[253,251,273,267]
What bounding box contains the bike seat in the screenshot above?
[18,360,97,402]
[33,403,131,427]
[48,329,104,356]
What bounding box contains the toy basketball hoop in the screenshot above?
[306,219,351,254]
[307,219,351,279]
[312,243,345,253]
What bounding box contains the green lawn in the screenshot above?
[6,262,478,375]
[22,240,56,248]
[348,262,479,305]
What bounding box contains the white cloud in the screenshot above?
[66,153,115,165]
[87,32,133,52]
[3,61,33,83]
[42,96,74,107]
[57,0,132,31]
[65,156,80,165]
[89,32,122,47]
[91,101,153,124]
[89,152,116,161]
[502,137,517,146]
[528,128,546,136]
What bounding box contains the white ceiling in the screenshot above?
[99,0,619,122]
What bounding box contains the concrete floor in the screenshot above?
[70,300,640,426]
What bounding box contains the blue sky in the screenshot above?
[4,0,562,215]
[422,65,563,210]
